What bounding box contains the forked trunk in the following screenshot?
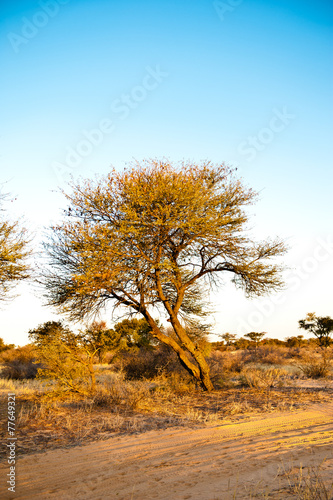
[193,351,214,392]
[170,320,214,391]
[175,350,213,391]
[144,313,214,391]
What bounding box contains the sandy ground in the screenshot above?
[2,402,333,500]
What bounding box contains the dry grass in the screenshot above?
[239,366,288,389]
[241,346,291,366]
[0,376,50,396]
[1,349,332,461]
[1,367,331,461]
[274,460,333,500]
[295,350,333,379]
[220,460,333,499]
[288,463,333,499]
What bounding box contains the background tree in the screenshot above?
[0,344,40,380]
[234,337,250,350]
[0,337,15,352]
[261,337,285,347]
[0,192,31,301]
[28,320,74,347]
[82,320,122,362]
[244,331,266,351]
[299,313,333,348]
[111,317,156,351]
[42,159,286,391]
[220,332,237,347]
[285,335,305,348]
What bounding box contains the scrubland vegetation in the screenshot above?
[1,323,332,461]
[1,163,332,497]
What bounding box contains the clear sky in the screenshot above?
[0,0,332,345]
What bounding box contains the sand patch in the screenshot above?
[2,402,332,499]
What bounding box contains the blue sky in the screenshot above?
[0,0,332,344]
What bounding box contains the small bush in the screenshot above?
[0,344,37,363]
[92,378,149,410]
[239,346,289,365]
[257,346,288,365]
[288,346,304,359]
[154,371,197,394]
[296,350,332,379]
[121,350,160,380]
[239,366,286,389]
[120,346,185,380]
[1,360,42,380]
[209,350,245,375]
[34,334,100,394]
[0,345,42,380]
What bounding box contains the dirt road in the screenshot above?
[2,403,333,499]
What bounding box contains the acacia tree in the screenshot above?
[245,331,266,351]
[299,313,333,348]
[220,332,237,347]
[0,193,31,301]
[42,160,286,391]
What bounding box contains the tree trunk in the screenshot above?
[191,350,214,391]
[174,351,213,391]
[169,319,214,391]
[143,312,214,391]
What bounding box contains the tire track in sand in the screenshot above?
[1,402,332,500]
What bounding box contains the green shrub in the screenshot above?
[36,338,96,394]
